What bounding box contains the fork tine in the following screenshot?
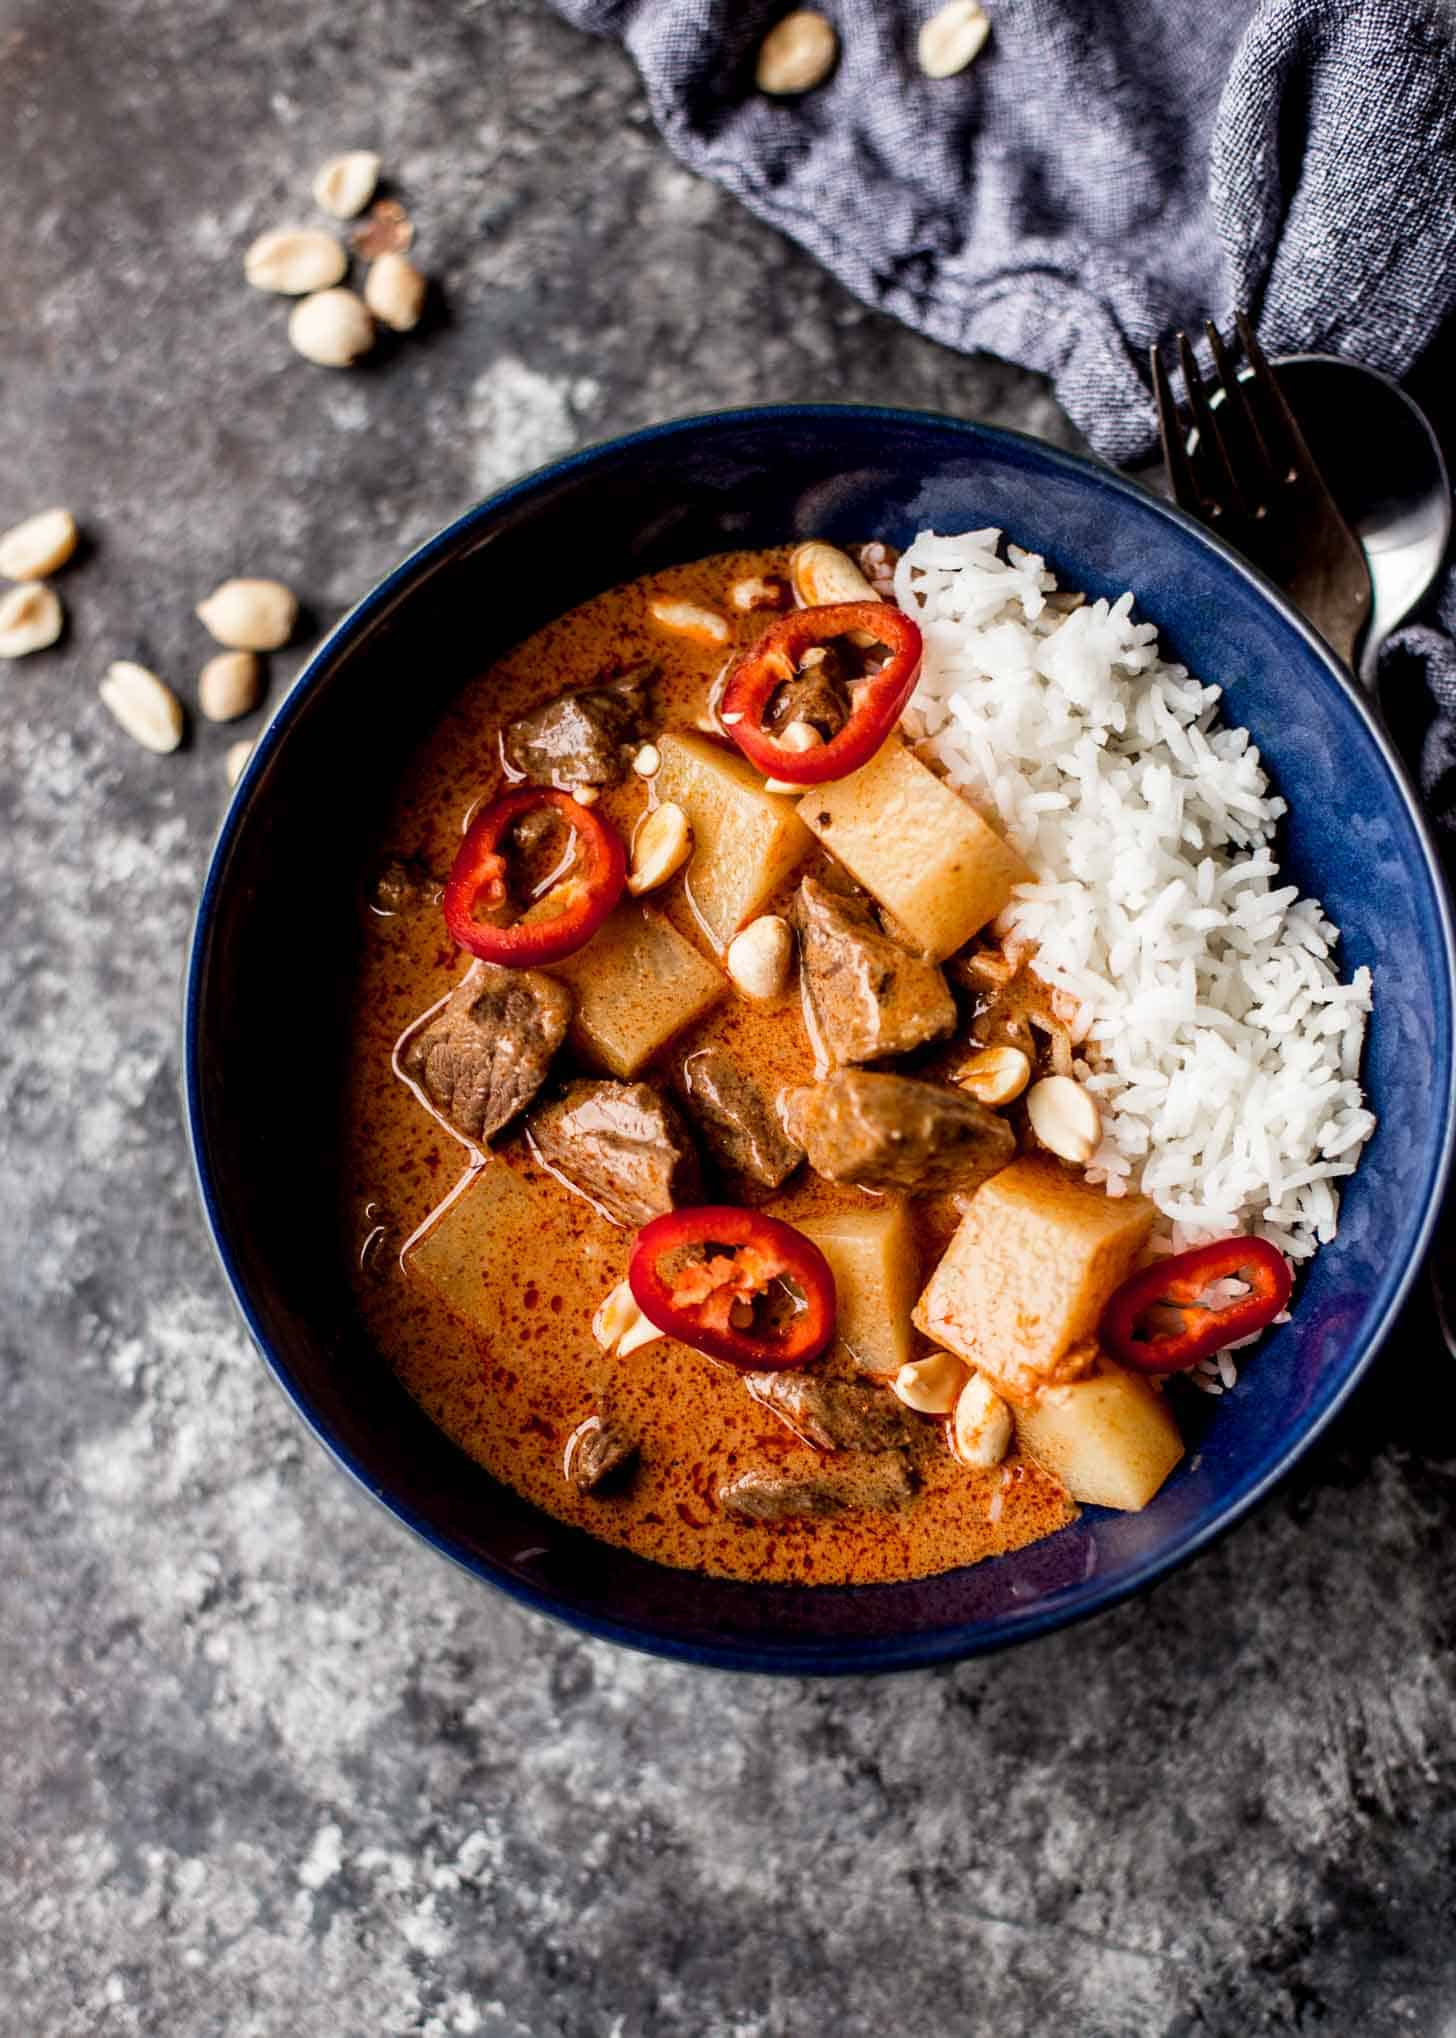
[1204,318,1274,503]
[1150,340,1203,513]
[1233,309,1323,489]
[1176,330,1247,521]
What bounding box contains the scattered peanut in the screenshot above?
[99,660,183,754]
[893,1350,969,1416]
[648,597,731,646]
[627,801,692,895]
[198,650,262,723]
[225,738,253,788]
[949,1370,1013,1468]
[726,915,794,1001]
[312,149,381,220]
[756,10,839,94]
[917,0,991,78]
[0,583,63,657]
[762,717,823,794]
[593,1278,663,1357]
[570,783,599,806]
[0,507,78,582]
[632,743,661,777]
[287,287,375,367]
[730,575,788,612]
[243,226,348,296]
[196,578,298,652]
[789,540,880,608]
[1026,1074,1102,1164]
[364,251,427,332]
[956,1044,1031,1108]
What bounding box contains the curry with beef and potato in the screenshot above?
[341,539,1283,1587]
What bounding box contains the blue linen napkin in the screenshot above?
[549,0,1456,827]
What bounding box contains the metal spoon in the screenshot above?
[1182,353,1455,1351]
[1264,354,1451,691]
[1272,356,1456,1355]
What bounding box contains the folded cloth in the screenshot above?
[549,0,1456,829]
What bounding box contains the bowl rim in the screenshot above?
[183,400,1456,1674]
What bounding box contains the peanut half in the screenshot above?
[287,288,375,367]
[199,650,263,723]
[756,10,839,94]
[1026,1074,1102,1164]
[99,661,184,754]
[312,150,381,220]
[627,802,692,895]
[0,583,63,657]
[244,227,348,295]
[917,0,991,79]
[0,507,79,581]
[364,252,427,333]
[196,578,298,652]
[726,915,794,1001]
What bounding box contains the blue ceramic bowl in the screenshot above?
[184,405,1456,1673]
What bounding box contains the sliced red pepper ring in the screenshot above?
[1100,1235,1293,1374]
[719,600,923,786]
[443,786,626,968]
[627,1205,837,1370]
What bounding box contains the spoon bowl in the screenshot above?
[1268,354,1451,690]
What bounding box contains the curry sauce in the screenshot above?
[340,546,1075,1586]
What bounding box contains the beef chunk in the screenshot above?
[768,645,851,739]
[503,671,650,788]
[742,1372,923,1452]
[403,961,571,1144]
[681,1049,803,1189]
[718,1451,915,1522]
[564,1413,639,1494]
[781,1069,1016,1195]
[369,855,443,915]
[795,877,956,1065]
[528,1079,699,1227]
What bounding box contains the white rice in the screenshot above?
[895,527,1375,1320]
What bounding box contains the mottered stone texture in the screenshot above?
[2,3,1454,2033]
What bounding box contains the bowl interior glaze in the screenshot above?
[185,406,1456,1672]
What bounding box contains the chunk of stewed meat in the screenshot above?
[681,1050,803,1189]
[369,855,443,915]
[403,960,572,1144]
[781,1069,1016,1195]
[718,1450,916,1522]
[528,1079,699,1227]
[503,670,650,788]
[742,1372,924,1453]
[564,1413,639,1494]
[768,644,851,739]
[795,877,956,1065]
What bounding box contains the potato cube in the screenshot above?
[654,731,813,946]
[1014,1362,1184,1511]
[797,1201,919,1377]
[913,1157,1156,1402]
[797,738,1031,960]
[405,1156,615,1334]
[549,903,723,1077]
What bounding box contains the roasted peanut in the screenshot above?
[196,578,298,652]
[0,507,78,581]
[312,150,381,220]
[0,583,63,657]
[917,0,991,78]
[726,915,793,1001]
[99,661,184,754]
[628,802,692,895]
[1027,1074,1102,1164]
[198,650,262,722]
[950,1371,1012,1468]
[893,1350,969,1416]
[956,1045,1031,1108]
[287,287,375,367]
[756,10,838,94]
[244,227,348,295]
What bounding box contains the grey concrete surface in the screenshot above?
[2,3,1454,2034]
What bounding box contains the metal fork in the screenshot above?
[1151,310,1372,667]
